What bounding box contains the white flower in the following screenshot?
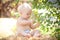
[50,17,56,22]
[38,9,49,13]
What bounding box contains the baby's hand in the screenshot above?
[35,22,40,27]
[30,19,35,23]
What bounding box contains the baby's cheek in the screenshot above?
[25,15,28,18]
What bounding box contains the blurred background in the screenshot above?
[0,0,60,40]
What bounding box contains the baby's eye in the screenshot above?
[27,13,30,15]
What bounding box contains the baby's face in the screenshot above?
[21,9,32,19]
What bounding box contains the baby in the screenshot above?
[17,3,40,38]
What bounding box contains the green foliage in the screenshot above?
[31,0,60,40]
[55,28,60,40]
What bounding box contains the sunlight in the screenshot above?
[0,18,17,38]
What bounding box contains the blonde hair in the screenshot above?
[17,3,32,13]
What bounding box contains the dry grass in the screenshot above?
[1,34,56,40]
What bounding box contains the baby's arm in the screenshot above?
[17,18,30,26]
[30,20,40,29]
